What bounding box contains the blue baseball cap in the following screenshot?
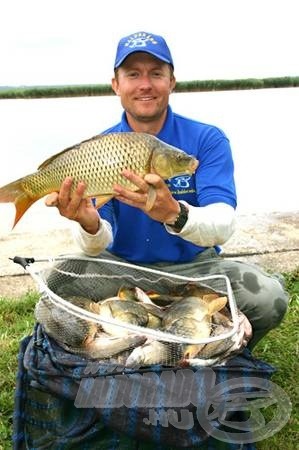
[114,31,174,69]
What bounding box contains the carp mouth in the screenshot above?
[190,159,199,172]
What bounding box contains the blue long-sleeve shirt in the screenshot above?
[99,106,237,264]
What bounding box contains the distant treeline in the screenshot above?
[0,76,298,99]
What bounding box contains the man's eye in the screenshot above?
[127,72,139,78]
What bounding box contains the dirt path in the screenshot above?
[0,210,298,298]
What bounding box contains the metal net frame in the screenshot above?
[15,255,241,367]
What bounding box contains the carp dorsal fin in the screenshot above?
[202,294,220,302]
[37,145,81,170]
[207,296,228,315]
[37,133,105,170]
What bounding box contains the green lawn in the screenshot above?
[0,269,298,450]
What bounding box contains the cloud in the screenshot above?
[1,0,298,86]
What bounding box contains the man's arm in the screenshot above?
[72,219,113,256]
[45,177,113,255]
[164,201,236,246]
[113,171,236,247]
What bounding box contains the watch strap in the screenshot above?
[166,202,189,232]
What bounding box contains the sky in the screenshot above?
[1,0,298,86]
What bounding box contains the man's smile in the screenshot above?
[136,96,156,101]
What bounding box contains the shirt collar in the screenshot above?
[119,106,174,142]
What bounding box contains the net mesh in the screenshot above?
[29,256,249,369]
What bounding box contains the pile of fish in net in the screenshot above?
[31,257,252,369]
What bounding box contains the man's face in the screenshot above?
[112,52,176,130]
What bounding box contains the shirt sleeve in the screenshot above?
[72,219,113,256]
[165,202,236,247]
[195,127,237,208]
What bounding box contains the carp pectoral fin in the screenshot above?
[144,185,156,211]
[93,195,114,208]
[208,296,228,315]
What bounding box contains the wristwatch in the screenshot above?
[166,202,189,232]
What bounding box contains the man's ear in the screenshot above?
[170,76,176,93]
[111,77,120,95]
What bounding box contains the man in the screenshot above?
[46,31,288,349]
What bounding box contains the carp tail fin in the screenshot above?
[0,179,37,228]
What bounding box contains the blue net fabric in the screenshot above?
[13,324,274,449]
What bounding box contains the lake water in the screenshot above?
[0,88,298,232]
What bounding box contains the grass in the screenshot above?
[0,269,298,450]
[253,269,299,449]
[0,291,37,449]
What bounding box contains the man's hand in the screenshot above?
[45,177,100,234]
[113,169,180,224]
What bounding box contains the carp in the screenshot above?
[125,294,228,366]
[35,295,146,359]
[0,132,198,228]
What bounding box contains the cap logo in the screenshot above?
[125,32,157,49]
[114,31,173,68]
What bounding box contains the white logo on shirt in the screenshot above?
[172,176,191,188]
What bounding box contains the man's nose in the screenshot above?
[139,75,152,89]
